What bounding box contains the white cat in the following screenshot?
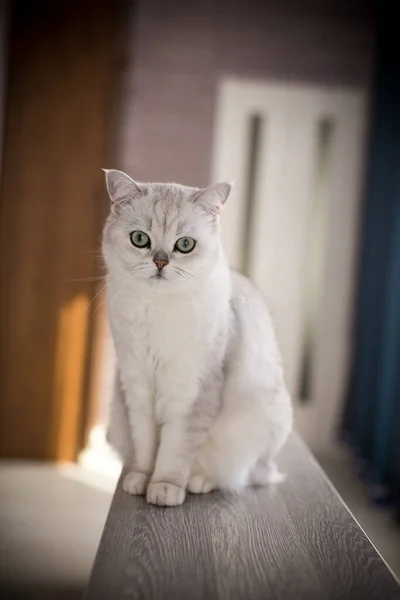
[103,170,292,507]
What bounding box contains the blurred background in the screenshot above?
[0,0,399,598]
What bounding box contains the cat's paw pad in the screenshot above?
[123,471,148,495]
[146,481,185,507]
[188,474,216,494]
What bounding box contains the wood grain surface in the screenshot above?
[87,435,400,600]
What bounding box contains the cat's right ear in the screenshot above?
[102,169,143,205]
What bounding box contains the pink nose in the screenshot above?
[154,259,169,271]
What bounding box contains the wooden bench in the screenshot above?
[87,435,400,600]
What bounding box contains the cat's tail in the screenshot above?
[192,392,291,490]
[106,371,133,465]
[191,407,267,490]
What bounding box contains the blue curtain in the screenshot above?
[342,9,400,510]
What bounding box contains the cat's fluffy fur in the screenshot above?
[102,170,292,506]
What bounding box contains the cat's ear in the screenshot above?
[193,182,231,215]
[102,169,143,204]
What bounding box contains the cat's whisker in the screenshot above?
[128,262,151,275]
[87,270,130,311]
[90,276,130,323]
[174,266,195,279]
[173,267,189,280]
[87,281,109,309]
[69,276,106,282]
[89,295,106,323]
[103,280,131,317]
[76,250,104,256]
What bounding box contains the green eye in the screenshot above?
[175,237,196,254]
[130,231,150,248]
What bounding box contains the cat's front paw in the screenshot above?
[146,481,186,507]
[188,474,216,494]
[123,471,148,495]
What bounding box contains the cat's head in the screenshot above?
[102,169,231,290]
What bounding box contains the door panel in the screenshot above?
[212,78,367,450]
[0,0,122,460]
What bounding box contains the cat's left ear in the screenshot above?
[193,182,231,215]
[102,169,143,205]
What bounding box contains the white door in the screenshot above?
[212,78,368,452]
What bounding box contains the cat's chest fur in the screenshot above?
[109,288,228,374]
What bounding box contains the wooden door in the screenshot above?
[0,0,123,460]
